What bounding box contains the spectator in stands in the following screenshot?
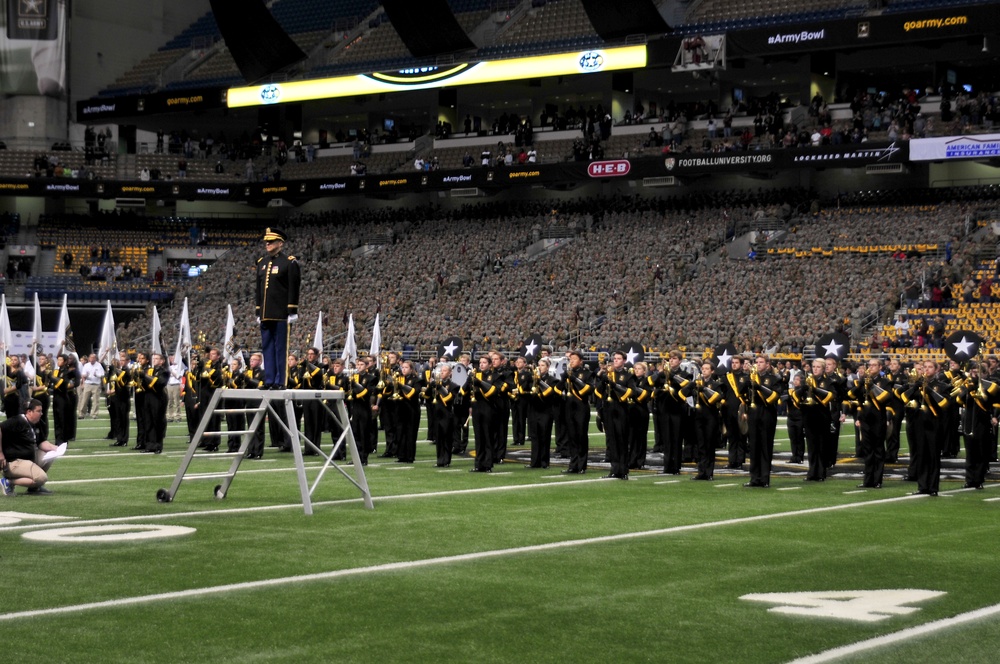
[462,153,473,168]
[214,161,224,174]
[980,276,992,304]
[139,167,150,181]
[62,252,72,270]
[177,158,187,178]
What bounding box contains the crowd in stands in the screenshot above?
[109,187,999,362]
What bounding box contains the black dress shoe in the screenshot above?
[436,463,450,468]
[378,453,393,458]
[603,473,618,479]
[561,469,578,475]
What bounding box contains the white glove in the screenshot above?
[256,317,261,324]
[288,314,298,323]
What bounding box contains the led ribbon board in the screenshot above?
[227,45,648,108]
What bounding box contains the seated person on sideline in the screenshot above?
[0,399,60,496]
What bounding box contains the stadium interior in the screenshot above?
[0,0,997,360]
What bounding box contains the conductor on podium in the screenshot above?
[256,228,301,389]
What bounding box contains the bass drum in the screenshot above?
[450,362,469,387]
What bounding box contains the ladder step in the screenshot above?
[183,472,237,480]
[214,408,265,415]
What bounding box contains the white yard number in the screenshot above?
[740,590,946,622]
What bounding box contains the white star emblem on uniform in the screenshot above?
[442,340,458,358]
[525,339,538,357]
[717,348,732,369]
[951,336,975,357]
[821,339,843,357]
[625,346,640,365]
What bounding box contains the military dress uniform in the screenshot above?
[692,375,723,480]
[961,375,998,489]
[255,228,301,388]
[901,373,953,495]
[654,368,691,474]
[426,377,458,467]
[243,363,266,459]
[847,374,893,488]
[793,374,835,481]
[526,370,559,469]
[746,369,782,487]
[222,364,247,454]
[198,357,224,451]
[299,357,326,455]
[627,375,652,470]
[107,363,131,447]
[138,361,169,454]
[595,367,633,479]
[512,365,533,447]
[720,368,750,468]
[467,366,497,472]
[31,365,52,444]
[555,363,593,475]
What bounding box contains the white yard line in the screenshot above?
[0,489,958,622]
[786,602,1000,663]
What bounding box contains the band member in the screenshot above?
[902,359,952,496]
[467,355,496,472]
[652,350,690,474]
[326,358,350,461]
[553,351,572,458]
[362,357,380,456]
[942,359,964,458]
[346,358,378,465]
[425,363,458,467]
[961,362,996,489]
[50,354,78,445]
[422,356,438,445]
[512,356,531,447]
[823,356,847,470]
[721,355,750,469]
[452,352,473,455]
[884,357,905,463]
[256,228,300,389]
[786,372,805,464]
[198,347,224,451]
[793,359,835,482]
[31,355,52,444]
[223,358,246,454]
[490,351,513,462]
[4,355,26,419]
[628,361,652,470]
[107,354,131,447]
[182,352,201,444]
[692,361,723,480]
[132,352,150,451]
[745,354,782,488]
[243,352,266,459]
[378,351,402,458]
[137,353,169,454]
[393,360,420,463]
[556,350,592,474]
[848,358,892,489]
[525,358,558,469]
[598,351,636,480]
[299,347,326,455]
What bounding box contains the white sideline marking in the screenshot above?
[844,490,868,495]
[0,491,948,622]
[715,483,737,488]
[984,497,1000,502]
[654,480,680,485]
[786,601,1000,663]
[776,487,801,491]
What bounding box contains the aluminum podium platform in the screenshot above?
[157,389,373,514]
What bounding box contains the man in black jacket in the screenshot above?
[0,399,60,495]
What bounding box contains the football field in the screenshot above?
[2,412,998,663]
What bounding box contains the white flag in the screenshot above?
[98,300,118,364]
[313,311,324,362]
[0,294,13,359]
[30,292,42,361]
[174,297,192,369]
[369,312,381,369]
[23,358,35,381]
[151,306,163,355]
[341,314,357,366]
[223,304,245,369]
[56,294,77,359]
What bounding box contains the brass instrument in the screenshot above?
[531,367,541,395]
[803,374,817,405]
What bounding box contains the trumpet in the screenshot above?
[803,374,817,405]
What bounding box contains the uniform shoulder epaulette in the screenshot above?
[256,256,264,264]
[288,255,297,260]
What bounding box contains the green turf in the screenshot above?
[0,410,994,663]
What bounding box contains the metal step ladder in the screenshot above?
[157,389,373,514]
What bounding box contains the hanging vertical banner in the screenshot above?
[2,0,67,95]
